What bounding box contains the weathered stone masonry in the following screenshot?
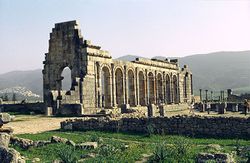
[61,116,250,138]
[43,20,193,115]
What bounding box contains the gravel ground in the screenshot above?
[5,115,69,134]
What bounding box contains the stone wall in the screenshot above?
[61,115,250,138]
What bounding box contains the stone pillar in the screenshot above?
[95,62,100,107]
[147,104,157,117]
[145,70,149,105]
[210,91,213,102]
[169,75,172,104]
[111,64,116,107]
[135,68,140,106]
[124,66,128,104]
[153,71,157,104]
[205,90,208,103]
[220,91,223,102]
[199,89,202,102]
[162,72,166,104]
[155,70,158,104]
[177,74,180,103]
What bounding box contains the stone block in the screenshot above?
[147,104,157,117]
[0,127,14,134]
[0,133,10,147]
[76,142,98,150]
[51,136,68,144]
[0,113,12,126]
[45,107,53,116]
[121,104,130,113]
[0,146,25,163]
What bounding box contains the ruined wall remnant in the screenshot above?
[43,20,193,115]
[61,115,250,138]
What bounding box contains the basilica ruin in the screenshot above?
[43,20,193,115]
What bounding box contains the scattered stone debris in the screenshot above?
[0,146,25,163]
[0,113,26,163]
[0,132,10,147]
[76,142,98,150]
[197,152,234,163]
[32,157,40,162]
[80,153,96,159]
[51,135,68,144]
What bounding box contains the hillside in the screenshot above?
[0,51,249,99]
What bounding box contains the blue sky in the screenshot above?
[0,0,249,73]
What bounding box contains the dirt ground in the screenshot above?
[5,110,249,135]
[5,115,69,135]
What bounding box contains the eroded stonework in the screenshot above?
[43,20,193,115]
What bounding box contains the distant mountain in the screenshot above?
[0,51,249,100]
[0,86,41,101]
[0,69,43,96]
[179,51,250,95]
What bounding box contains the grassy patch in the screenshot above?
[14,131,250,162]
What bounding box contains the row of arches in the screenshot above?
[99,65,179,108]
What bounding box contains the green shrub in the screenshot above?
[89,134,100,142]
[57,146,78,163]
[149,142,169,163]
[171,137,191,162]
[146,123,155,137]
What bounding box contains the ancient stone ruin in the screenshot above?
[43,20,193,116]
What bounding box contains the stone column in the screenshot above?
[124,66,128,104]
[111,64,116,107]
[211,91,213,102]
[199,89,202,102]
[170,74,173,104]
[154,71,157,104]
[109,74,113,108]
[155,71,158,104]
[162,72,166,104]
[205,90,208,103]
[135,68,140,106]
[177,74,180,103]
[145,69,149,104]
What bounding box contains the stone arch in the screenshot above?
[61,67,72,91]
[156,73,163,104]
[138,71,146,106]
[127,69,136,106]
[115,68,124,107]
[166,74,171,103]
[172,75,178,104]
[148,72,155,104]
[101,66,112,108]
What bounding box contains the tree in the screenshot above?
[12,93,17,104]
[3,93,8,101]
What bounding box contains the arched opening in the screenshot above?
[166,74,171,103]
[156,73,163,104]
[61,67,72,91]
[128,70,135,106]
[139,71,146,106]
[101,66,112,108]
[148,72,155,104]
[115,68,124,107]
[173,75,178,104]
